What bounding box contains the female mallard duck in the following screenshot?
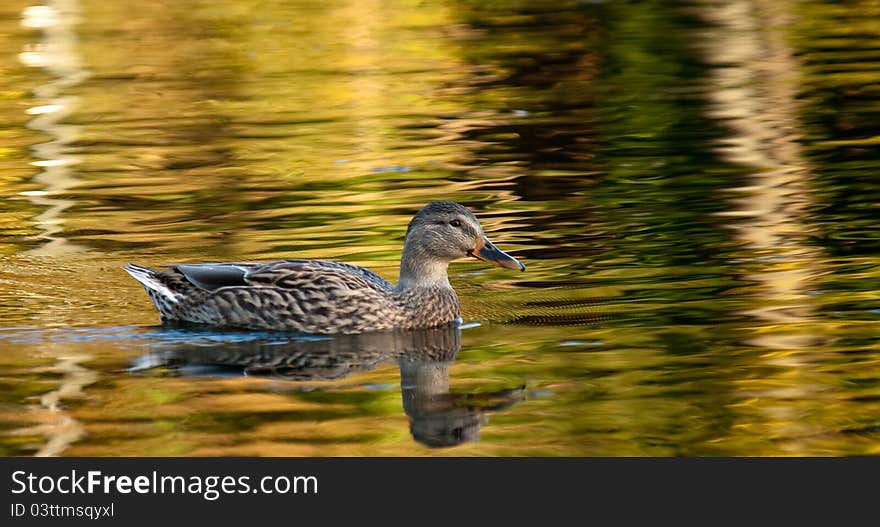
[124,201,524,334]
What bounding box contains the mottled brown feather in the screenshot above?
[125,260,459,334]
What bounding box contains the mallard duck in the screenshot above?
[124,200,524,334]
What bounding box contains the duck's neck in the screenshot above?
[396,245,451,291]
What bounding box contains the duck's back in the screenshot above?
[240,259,394,292]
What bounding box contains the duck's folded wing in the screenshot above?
[173,263,252,291]
[173,260,393,293]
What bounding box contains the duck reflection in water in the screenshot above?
[132,323,523,448]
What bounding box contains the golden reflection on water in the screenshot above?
[10,0,96,457]
[702,0,838,454]
[19,0,87,255]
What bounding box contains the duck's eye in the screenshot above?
[450,219,462,228]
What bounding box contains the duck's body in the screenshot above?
[124,259,460,334]
[125,201,524,334]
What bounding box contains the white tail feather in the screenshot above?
[123,264,180,304]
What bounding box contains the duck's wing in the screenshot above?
[173,259,394,293]
[170,263,252,291]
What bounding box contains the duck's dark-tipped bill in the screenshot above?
[469,236,525,272]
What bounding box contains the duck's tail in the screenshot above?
[123,263,181,304]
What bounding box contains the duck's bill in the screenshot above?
[469,236,525,272]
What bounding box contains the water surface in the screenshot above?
[1,0,878,456]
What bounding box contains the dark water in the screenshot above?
[1,0,878,456]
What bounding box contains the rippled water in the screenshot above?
[1,0,878,456]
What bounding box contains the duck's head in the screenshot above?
[402,201,525,275]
